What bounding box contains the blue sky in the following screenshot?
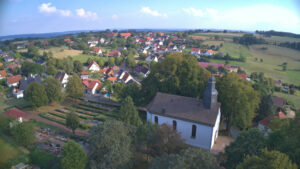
[0,0,300,36]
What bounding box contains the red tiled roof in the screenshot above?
[82,79,102,90]
[7,75,22,85]
[107,77,117,82]
[88,61,100,70]
[43,41,49,45]
[259,111,287,127]
[0,70,7,77]
[99,67,109,74]
[122,72,130,81]
[105,67,114,75]
[5,108,26,118]
[191,48,201,52]
[93,48,101,53]
[107,50,121,57]
[238,73,247,80]
[81,72,89,75]
[274,80,282,86]
[64,39,72,42]
[120,33,131,37]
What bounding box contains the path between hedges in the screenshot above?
[24,112,90,137]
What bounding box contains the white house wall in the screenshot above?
[147,112,214,150]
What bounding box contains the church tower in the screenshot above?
[204,76,218,109]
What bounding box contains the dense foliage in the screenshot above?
[25,82,49,108]
[119,96,142,126]
[61,141,87,169]
[66,75,84,98]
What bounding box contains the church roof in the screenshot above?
[147,92,220,126]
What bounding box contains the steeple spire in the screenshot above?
[203,76,218,109]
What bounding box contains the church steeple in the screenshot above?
[203,76,218,109]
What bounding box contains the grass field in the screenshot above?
[255,35,300,43]
[274,91,300,109]
[0,136,22,166]
[72,54,99,63]
[202,40,224,46]
[40,47,82,58]
[0,96,29,113]
[194,32,245,39]
[219,41,253,58]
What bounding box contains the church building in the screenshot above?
[146,76,221,150]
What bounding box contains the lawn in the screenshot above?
[274,91,300,109]
[72,54,96,63]
[202,40,224,46]
[0,136,22,166]
[219,41,253,58]
[39,47,83,58]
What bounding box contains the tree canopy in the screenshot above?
[66,75,84,98]
[61,141,87,169]
[66,113,80,135]
[119,96,142,126]
[11,122,36,147]
[25,82,48,108]
[21,62,44,76]
[43,76,63,103]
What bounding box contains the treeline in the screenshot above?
[279,42,300,51]
[233,34,266,45]
[256,30,300,39]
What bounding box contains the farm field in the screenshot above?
[194,32,245,39]
[274,91,300,109]
[219,41,253,58]
[255,35,300,43]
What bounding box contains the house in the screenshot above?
[6,63,20,70]
[6,75,22,87]
[258,111,287,135]
[134,65,150,78]
[107,32,117,37]
[4,55,14,62]
[43,41,49,46]
[147,76,221,150]
[88,61,100,72]
[16,44,26,49]
[88,40,98,47]
[145,55,158,62]
[119,71,134,83]
[82,79,102,95]
[201,49,214,56]
[64,39,73,43]
[100,38,106,44]
[274,80,282,87]
[80,72,89,79]
[272,96,285,109]
[55,72,69,88]
[19,74,42,91]
[120,32,131,39]
[107,76,117,83]
[191,48,201,55]
[4,108,26,123]
[92,48,102,55]
[12,88,24,99]
[107,50,121,57]
[0,70,7,79]
[230,65,239,73]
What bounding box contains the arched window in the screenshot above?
[173,120,177,130]
[191,125,196,138]
[154,116,158,124]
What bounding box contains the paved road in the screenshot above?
[24,112,90,137]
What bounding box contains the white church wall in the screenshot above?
[210,108,221,149]
[147,112,214,150]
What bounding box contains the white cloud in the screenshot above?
[39,3,57,13]
[38,3,71,17]
[141,7,167,17]
[182,8,204,17]
[112,14,118,20]
[76,8,98,20]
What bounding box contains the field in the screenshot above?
[255,35,300,43]
[40,47,82,58]
[194,32,245,39]
[219,42,253,58]
[72,54,97,63]
[274,91,300,109]
[202,40,224,46]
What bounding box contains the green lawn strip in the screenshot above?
[39,112,66,125]
[86,99,121,108]
[78,102,111,111]
[55,109,93,120]
[64,107,98,117]
[72,105,118,118]
[0,135,22,166]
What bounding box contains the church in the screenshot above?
[146,76,221,150]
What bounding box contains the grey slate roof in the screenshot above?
[147,92,220,126]
[19,74,42,91]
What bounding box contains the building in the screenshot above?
[19,74,42,91]
[119,71,134,84]
[55,72,69,88]
[107,50,121,57]
[191,48,201,55]
[258,111,287,136]
[92,48,102,55]
[146,76,221,150]
[88,61,100,72]
[4,108,26,123]
[80,72,89,79]
[82,79,102,95]
[6,75,22,87]
[0,70,7,79]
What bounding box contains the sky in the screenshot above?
[0,0,300,36]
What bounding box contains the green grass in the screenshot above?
[0,136,22,166]
[219,41,253,58]
[273,91,300,109]
[0,96,30,114]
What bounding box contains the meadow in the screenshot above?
[39,47,82,58]
[274,91,300,109]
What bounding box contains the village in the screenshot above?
[0,28,300,169]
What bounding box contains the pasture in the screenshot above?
[219,41,253,58]
[39,47,82,58]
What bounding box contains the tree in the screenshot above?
[108,57,115,67]
[46,65,57,75]
[73,60,83,73]
[119,96,142,126]
[282,62,288,71]
[256,94,275,121]
[126,56,136,68]
[223,128,266,169]
[21,62,44,76]
[25,82,48,108]
[27,46,40,58]
[89,120,132,169]
[206,65,217,74]
[119,83,140,104]
[11,122,35,147]
[66,75,84,98]
[0,115,16,134]
[216,73,260,131]
[237,149,297,169]
[63,57,74,74]
[61,141,87,169]
[66,113,80,135]
[289,88,296,95]
[44,76,63,103]
[30,148,61,169]
[150,147,219,169]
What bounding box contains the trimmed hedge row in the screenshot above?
[72,105,118,118]
[40,112,66,125]
[49,112,66,119]
[86,100,120,108]
[64,107,98,117]
[78,102,109,111]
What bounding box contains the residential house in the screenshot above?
[145,55,158,62]
[100,38,106,44]
[88,40,99,48]
[4,108,27,123]
[201,49,214,56]
[119,71,134,84]
[19,74,42,91]
[147,76,221,150]
[12,88,23,99]
[107,76,117,83]
[55,72,69,88]
[258,111,287,136]
[88,61,100,72]
[0,70,7,79]
[272,96,285,110]
[92,48,102,55]
[120,32,131,39]
[230,65,239,73]
[80,72,89,79]
[4,55,14,62]
[134,65,150,78]
[16,44,26,49]
[64,39,73,43]
[107,32,117,37]
[6,75,22,87]
[82,79,102,95]
[107,50,121,57]
[191,48,201,55]
[274,80,282,88]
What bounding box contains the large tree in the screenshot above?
[66,75,84,98]
[11,122,36,147]
[256,94,275,121]
[150,147,219,169]
[119,96,142,126]
[43,76,63,103]
[237,149,297,169]
[66,113,80,135]
[73,60,83,73]
[140,53,210,105]
[25,82,48,108]
[223,128,266,169]
[88,120,132,169]
[21,62,44,76]
[61,141,87,169]
[216,73,260,131]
